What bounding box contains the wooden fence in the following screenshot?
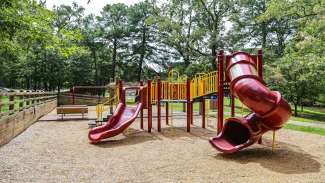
[0,91,57,118]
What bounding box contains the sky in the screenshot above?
[45,0,143,15]
[45,0,233,35]
[46,0,233,30]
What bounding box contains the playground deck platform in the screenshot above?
[0,107,325,182]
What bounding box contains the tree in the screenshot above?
[52,3,88,90]
[195,0,236,69]
[99,3,129,80]
[266,53,324,116]
[157,0,195,68]
[262,0,325,115]
[0,0,57,89]
[228,0,294,58]
[128,1,154,81]
[81,14,102,85]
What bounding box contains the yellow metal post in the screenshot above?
[272,130,276,152]
[241,102,244,116]
[170,102,173,125]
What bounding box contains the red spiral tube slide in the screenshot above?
[209,52,292,153]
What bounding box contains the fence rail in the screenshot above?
[0,91,57,118]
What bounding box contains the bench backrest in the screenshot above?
[59,105,87,107]
[57,107,88,114]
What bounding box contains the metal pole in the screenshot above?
[147,80,152,133]
[217,50,224,134]
[118,80,124,105]
[157,78,161,132]
[202,98,205,128]
[231,95,235,117]
[72,87,75,105]
[140,80,144,130]
[190,102,193,125]
[166,102,169,125]
[258,49,263,144]
[272,131,276,151]
[0,94,2,114]
[258,49,263,79]
[186,79,191,132]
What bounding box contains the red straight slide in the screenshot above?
[209,52,292,153]
[88,87,144,143]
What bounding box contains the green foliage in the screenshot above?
[261,0,325,115]
[266,53,324,115]
[0,0,324,110]
[184,63,209,78]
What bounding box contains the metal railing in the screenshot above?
[150,71,219,102]
[95,95,118,122]
[191,71,218,99]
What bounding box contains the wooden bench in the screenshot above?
[57,105,88,119]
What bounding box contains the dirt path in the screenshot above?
[1,114,325,182]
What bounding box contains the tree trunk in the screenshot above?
[112,38,117,80]
[33,64,37,91]
[260,1,267,48]
[294,103,298,117]
[137,26,146,81]
[92,47,98,85]
[211,45,217,69]
[261,22,267,48]
[184,6,192,67]
[99,59,103,85]
[276,30,285,56]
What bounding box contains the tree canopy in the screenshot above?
[0,0,324,115]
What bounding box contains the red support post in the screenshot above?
[140,80,144,130]
[217,50,224,134]
[258,49,263,144]
[258,49,263,79]
[166,102,169,125]
[190,102,193,124]
[157,78,161,132]
[231,95,235,117]
[147,80,152,133]
[186,79,191,132]
[72,87,75,105]
[202,98,205,128]
[69,88,72,104]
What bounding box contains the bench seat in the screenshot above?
[57,105,88,119]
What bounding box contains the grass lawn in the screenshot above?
[167,98,250,115]
[284,123,325,136]
[1,96,9,113]
[165,98,325,136]
[0,96,25,113]
[126,96,324,123]
[4,94,324,136]
[291,107,325,123]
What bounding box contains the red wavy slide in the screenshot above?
[88,87,144,143]
[209,52,292,153]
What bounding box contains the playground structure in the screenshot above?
[88,49,291,153]
[210,51,291,153]
[89,85,146,142]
